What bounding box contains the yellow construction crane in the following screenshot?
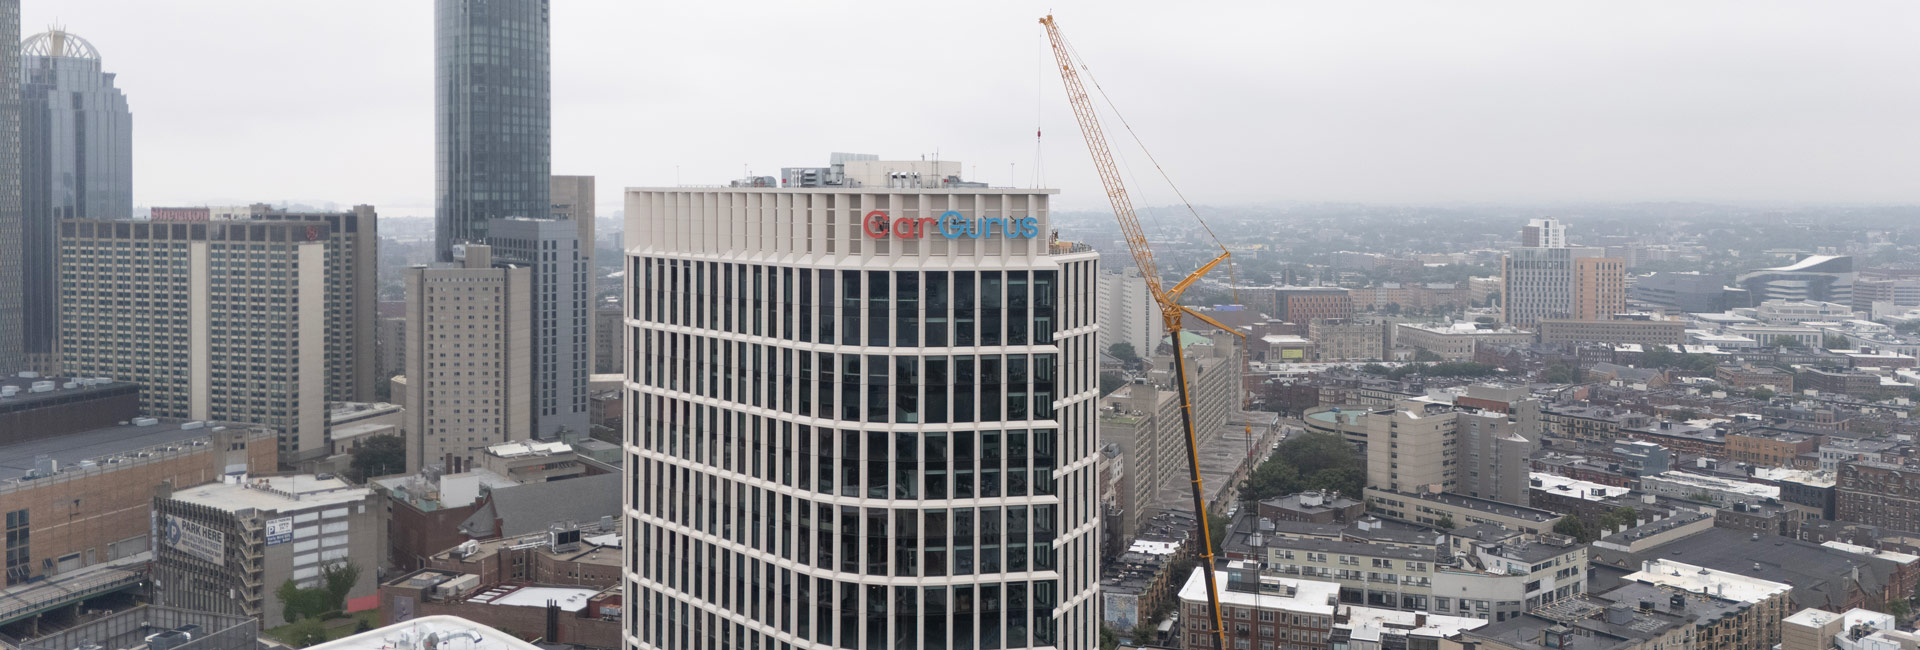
[1040,14,1243,650]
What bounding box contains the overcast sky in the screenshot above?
[25,1,1920,216]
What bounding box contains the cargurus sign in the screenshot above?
[862,210,1041,240]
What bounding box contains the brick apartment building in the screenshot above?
[1838,461,1920,536]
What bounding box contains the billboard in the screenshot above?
[1102,591,1141,629]
[266,517,294,545]
[164,515,225,565]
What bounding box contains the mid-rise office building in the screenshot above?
[434,0,550,261]
[1306,317,1385,361]
[624,168,1102,650]
[1503,248,1619,327]
[487,218,589,438]
[1098,266,1161,356]
[1500,219,1623,326]
[1394,322,1534,361]
[1629,271,1738,313]
[58,218,362,463]
[1572,256,1626,320]
[153,475,381,626]
[1366,389,1538,506]
[1535,316,1685,347]
[18,29,133,374]
[1273,286,1352,325]
[402,245,532,473]
[1854,275,1920,312]
[1736,255,1854,305]
[0,0,21,371]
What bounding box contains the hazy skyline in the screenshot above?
[24,1,1920,215]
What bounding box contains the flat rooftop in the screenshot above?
[169,475,371,513]
[1373,488,1561,523]
[0,374,136,410]
[0,420,249,482]
[436,530,622,568]
[1178,568,1339,615]
[1338,606,1486,642]
[330,401,401,424]
[466,585,601,612]
[1531,472,1631,502]
[308,616,544,650]
[1623,558,1789,604]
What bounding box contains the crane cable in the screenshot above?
[1061,29,1257,439]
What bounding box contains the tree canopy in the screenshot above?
[347,435,406,483]
[1240,432,1365,506]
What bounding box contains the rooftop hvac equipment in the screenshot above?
[550,525,583,553]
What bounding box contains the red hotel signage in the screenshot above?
[151,207,211,222]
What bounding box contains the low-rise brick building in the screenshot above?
[1838,460,1920,536]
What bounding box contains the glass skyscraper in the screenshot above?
[20,29,133,371]
[434,0,551,262]
[0,0,22,372]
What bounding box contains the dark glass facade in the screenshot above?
[0,0,22,371]
[20,30,134,368]
[629,253,1100,649]
[434,0,551,261]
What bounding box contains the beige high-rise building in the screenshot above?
[1501,219,1624,326]
[58,219,338,464]
[1365,387,1538,505]
[1573,256,1627,320]
[1099,329,1242,538]
[402,244,532,473]
[244,204,379,402]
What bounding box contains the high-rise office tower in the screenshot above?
[487,217,588,438]
[434,0,551,261]
[58,219,340,463]
[550,175,594,262]
[19,29,133,373]
[624,162,1103,650]
[0,0,22,371]
[1500,220,1622,326]
[245,204,379,402]
[551,174,597,375]
[402,244,533,473]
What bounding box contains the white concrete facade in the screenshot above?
[623,184,1101,650]
[1098,266,1161,358]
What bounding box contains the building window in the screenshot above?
[5,509,28,586]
